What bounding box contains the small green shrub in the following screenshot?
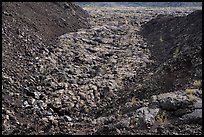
[155,111,168,127]
[193,80,202,87]
[185,88,197,102]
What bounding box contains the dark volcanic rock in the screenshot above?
[2,2,90,42]
[2,2,90,135]
[2,4,202,135]
[141,10,202,66]
[139,10,202,94]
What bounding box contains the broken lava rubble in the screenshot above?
[2,4,202,135]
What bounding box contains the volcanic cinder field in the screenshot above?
[2,3,202,135]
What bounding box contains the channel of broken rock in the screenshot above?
[8,7,201,135]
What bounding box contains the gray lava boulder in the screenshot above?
[150,92,193,110]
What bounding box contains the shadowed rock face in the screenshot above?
[141,10,202,66]
[139,10,202,94]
